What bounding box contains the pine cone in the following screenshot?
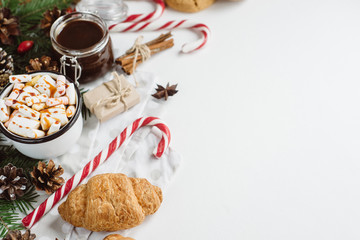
[40,7,66,36]
[30,160,64,194]
[0,8,20,45]
[25,56,59,73]
[0,47,14,90]
[2,229,36,240]
[0,163,28,201]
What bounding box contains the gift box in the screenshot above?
[83,73,140,122]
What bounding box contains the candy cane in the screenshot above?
[22,116,171,228]
[122,0,165,23]
[109,20,210,53]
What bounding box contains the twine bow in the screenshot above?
[126,36,151,86]
[91,72,132,113]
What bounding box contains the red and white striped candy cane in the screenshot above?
[109,20,210,53]
[22,116,171,228]
[122,0,165,23]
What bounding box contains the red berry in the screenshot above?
[65,7,75,14]
[17,40,34,54]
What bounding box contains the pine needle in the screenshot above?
[12,186,38,215]
[0,145,43,175]
[0,203,24,237]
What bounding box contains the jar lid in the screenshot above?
[76,0,128,22]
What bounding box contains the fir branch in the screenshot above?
[0,145,43,176]
[1,0,75,74]
[0,204,24,238]
[4,0,73,22]
[11,186,38,215]
[0,181,40,237]
[3,30,53,74]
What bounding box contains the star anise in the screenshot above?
[0,8,20,45]
[152,83,178,100]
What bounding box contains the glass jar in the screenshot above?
[76,0,128,23]
[50,12,114,84]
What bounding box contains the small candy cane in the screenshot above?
[22,116,171,228]
[122,0,165,23]
[109,20,210,53]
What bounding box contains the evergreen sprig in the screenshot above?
[0,211,22,237]
[0,145,43,179]
[0,186,39,237]
[1,0,75,73]
[0,140,45,237]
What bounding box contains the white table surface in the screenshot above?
[71,0,360,239]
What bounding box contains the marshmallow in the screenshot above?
[8,121,44,138]
[32,129,45,138]
[26,96,40,106]
[3,74,74,139]
[9,74,31,83]
[26,94,48,106]
[66,105,76,118]
[40,115,56,131]
[0,99,10,122]
[11,115,40,129]
[15,93,29,104]
[33,75,57,97]
[54,76,66,98]
[4,110,19,127]
[66,83,76,105]
[46,97,69,107]
[18,104,40,120]
[5,83,24,106]
[32,103,46,111]
[41,104,66,112]
[47,120,61,135]
[17,86,40,104]
[23,85,40,94]
[11,102,26,110]
[26,75,41,87]
[40,105,68,127]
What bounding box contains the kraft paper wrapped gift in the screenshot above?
[83,73,140,122]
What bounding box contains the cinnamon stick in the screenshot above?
[117,41,174,66]
[115,32,174,75]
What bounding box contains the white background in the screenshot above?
[113,0,360,239]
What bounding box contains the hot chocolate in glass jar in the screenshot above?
[50,12,114,84]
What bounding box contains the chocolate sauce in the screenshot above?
[57,20,103,50]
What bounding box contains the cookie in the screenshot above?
[103,234,135,240]
[165,0,215,13]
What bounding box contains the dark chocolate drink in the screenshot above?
[51,13,114,84]
[57,20,103,50]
